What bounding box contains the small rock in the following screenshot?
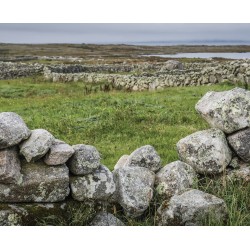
[161,60,184,71]
[67,144,100,175]
[227,128,250,162]
[0,112,31,149]
[155,161,196,199]
[113,166,155,218]
[0,210,22,226]
[44,140,74,165]
[0,147,21,184]
[113,155,129,170]
[157,189,228,226]
[228,157,249,169]
[90,212,125,226]
[177,128,232,175]
[227,167,250,183]
[195,87,250,134]
[70,165,116,201]
[20,129,55,162]
[125,145,161,172]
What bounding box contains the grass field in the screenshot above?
[0,77,249,225]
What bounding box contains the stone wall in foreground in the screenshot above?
[0,87,249,226]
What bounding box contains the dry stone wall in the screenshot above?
[0,87,250,225]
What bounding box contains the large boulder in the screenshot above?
[113,166,155,218]
[19,129,55,162]
[113,155,129,171]
[227,128,250,163]
[125,145,161,172]
[44,139,74,166]
[157,189,228,226]
[0,147,21,184]
[0,160,70,202]
[160,60,184,71]
[70,165,116,201]
[90,212,125,226]
[195,88,250,134]
[0,112,31,149]
[155,161,196,199]
[177,128,232,175]
[67,144,100,175]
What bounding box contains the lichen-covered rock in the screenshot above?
[0,160,70,202]
[44,139,74,166]
[0,209,22,226]
[90,212,125,226]
[228,157,249,169]
[113,155,129,170]
[177,128,232,175]
[157,189,228,226]
[195,87,250,134]
[227,128,250,162]
[227,167,250,183]
[155,161,196,199]
[161,60,184,71]
[0,147,21,184]
[19,129,55,162]
[113,166,155,218]
[125,145,161,172]
[70,165,115,201]
[67,144,100,175]
[0,112,31,149]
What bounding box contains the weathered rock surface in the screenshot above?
[229,157,249,169]
[177,128,232,175]
[0,161,70,202]
[227,128,250,163]
[113,166,155,218]
[161,60,184,71]
[19,129,55,162]
[70,165,115,201]
[0,209,23,226]
[0,112,31,149]
[155,161,196,199]
[0,147,21,184]
[67,144,100,175]
[157,189,228,226]
[113,155,129,170]
[90,212,125,226]
[227,167,250,183]
[195,88,250,134]
[125,145,161,172]
[44,139,74,165]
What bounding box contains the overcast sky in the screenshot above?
[0,23,250,44]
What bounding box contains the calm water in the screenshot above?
[145,52,250,59]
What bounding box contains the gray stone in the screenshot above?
[0,112,31,149]
[67,144,100,175]
[70,165,115,201]
[125,145,161,172]
[44,140,74,166]
[195,87,250,134]
[228,157,249,169]
[161,60,184,71]
[0,209,22,226]
[113,155,129,170]
[155,161,196,199]
[227,167,250,183]
[177,128,232,175]
[157,189,228,226]
[113,166,155,218]
[90,212,125,226]
[227,128,250,162]
[0,160,70,202]
[19,129,55,162]
[0,147,21,184]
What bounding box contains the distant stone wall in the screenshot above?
[0,87,249,225]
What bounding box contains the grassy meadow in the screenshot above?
[0,77,249,225]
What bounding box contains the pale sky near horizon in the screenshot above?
[0,23,250,44]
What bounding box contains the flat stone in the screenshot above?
[227,128,250,162]
[19,129,55,162]
[157,189,228,226]
[70,165,116,201]
[113,166,155,218]
[113,155,129,170]
[177,128,232,175]
[67,144,100,175]
[0,147,21,184]
[0,160,70,202]
[155,161,196,199]
[90,212,125,226]
[0,112,31,149]
[125,145,161,172]
[44,140,74,165]
[195,87,250,134]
